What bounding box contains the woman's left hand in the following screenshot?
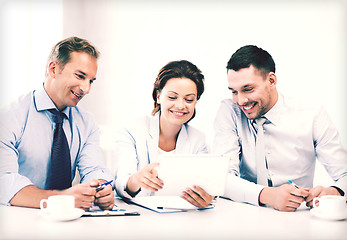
[181,185,214,208]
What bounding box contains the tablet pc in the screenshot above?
[156,154,229,196]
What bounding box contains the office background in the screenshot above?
[1,0,346,185]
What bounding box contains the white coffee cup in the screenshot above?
[313,195,346,217]
[40,195,75,217]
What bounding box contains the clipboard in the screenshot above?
[82,205,140,217]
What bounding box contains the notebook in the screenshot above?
[156,154,230,197]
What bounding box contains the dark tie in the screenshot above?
[46,109,72,190]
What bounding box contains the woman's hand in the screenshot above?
[126,163,164,195]
[182,185,214,208]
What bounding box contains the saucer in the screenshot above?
[310,208,347,221]
[39,208,85,221]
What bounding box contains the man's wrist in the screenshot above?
[330,186,345,196]
[258,187,269,206]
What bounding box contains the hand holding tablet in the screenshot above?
[156,154,230,197]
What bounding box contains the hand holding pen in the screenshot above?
[288,180,299,189]
[96,180,114,192]
[288,180,309,201]
[94,180,115,210]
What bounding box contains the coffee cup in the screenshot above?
[40,195,75,217]
[312,195,346,217]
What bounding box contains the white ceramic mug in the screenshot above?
[40,195,75,217]
[312,195,346,217]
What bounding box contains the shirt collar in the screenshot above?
[34,84,70,118]
[263,93,284,126]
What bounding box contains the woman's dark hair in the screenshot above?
[152,60,204,121]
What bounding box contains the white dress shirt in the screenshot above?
[114,112,209,198]
[213,93,347,206]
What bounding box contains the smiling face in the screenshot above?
[228,65,278,119]
[157,77,197,127]
[44,51,97,111]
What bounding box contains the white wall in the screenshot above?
[61,0,346,145]
[1,0,63,106]
[2,0,346,186]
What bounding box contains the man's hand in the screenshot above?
[62,181,98,211]
[90,180,115,210]
[259,184,309,212]
[182,185,214,208]
[305,186,341,207]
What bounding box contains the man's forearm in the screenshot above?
[9,185,58,208]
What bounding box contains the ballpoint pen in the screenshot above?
[288,180,299,189]
[157,207,188,211]
[96,180,114,192]
[157,204,215,211]
[288,180,309,202]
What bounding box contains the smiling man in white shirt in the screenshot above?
[213,45,347,211]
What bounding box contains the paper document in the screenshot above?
[124,196,214,213]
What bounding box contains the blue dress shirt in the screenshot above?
[213,94,347,206]
[0,85,113,205]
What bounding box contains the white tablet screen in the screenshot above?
[156,154,229,196]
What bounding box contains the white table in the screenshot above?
[0,197,346,240]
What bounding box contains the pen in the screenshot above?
[157,204,214,211]
[157,207,188,211]
[288,180,308,201]
[288,180,299,189]
[96,180,114,192]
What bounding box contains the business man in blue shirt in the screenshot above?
[0,37,114,211]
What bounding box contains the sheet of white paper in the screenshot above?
[156,154,229,196]
[129,196,202,213]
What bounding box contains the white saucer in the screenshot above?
[39,208,85,221]
[310,208,347,221]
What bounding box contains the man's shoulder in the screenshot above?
[218,98,243,119]
[281,94,321,115]
[4,91,33,109]
[220,98,241,111]
[220,98,234,106]
[71,105,93,117]
[0,91,34,121]
[70,106,97,126]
